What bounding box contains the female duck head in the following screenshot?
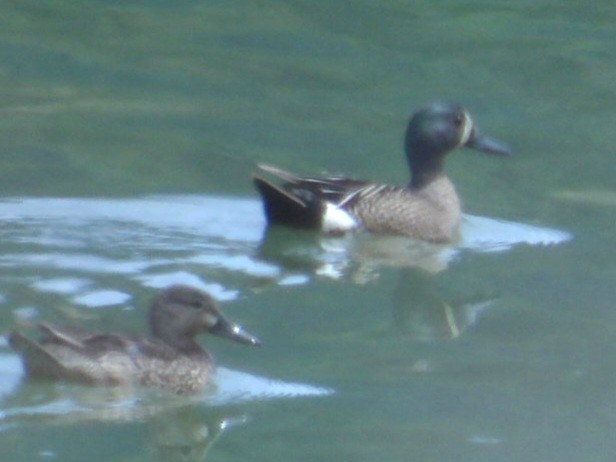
[150,285,261,352]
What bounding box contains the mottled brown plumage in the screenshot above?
[9,285,261,394]
[348,176,461,242]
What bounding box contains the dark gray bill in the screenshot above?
[211,317,262,346]
[466,131,512,156]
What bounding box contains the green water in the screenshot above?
[1,1,615,461]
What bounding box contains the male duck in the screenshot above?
[253,102,511,243]
[9,285,261,394]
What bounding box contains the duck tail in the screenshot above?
[252,175,322,229]
[8,331,67,380]
[256,163,301,183]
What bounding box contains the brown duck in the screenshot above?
[253,102,511,243]
[9,285,261,394]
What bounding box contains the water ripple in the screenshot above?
[0,195,571,301]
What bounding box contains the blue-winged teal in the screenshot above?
[9,285,261,394]
[253,102,511,243]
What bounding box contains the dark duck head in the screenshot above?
[405,102,511,189]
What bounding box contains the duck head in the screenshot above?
[405,102,511,188]
[150,285,261,351]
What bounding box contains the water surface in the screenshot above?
[1,1,615,462]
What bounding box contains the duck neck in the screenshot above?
[154,329,206,356]
[408,150,446,190]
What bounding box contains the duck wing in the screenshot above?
[9,329,76,380]
[256,163,371,204]
[254,164,393,233]
[38,323,89,349]
[58,331,178,365]
[36,323,177,361]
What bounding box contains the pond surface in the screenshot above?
[1,1,615,462]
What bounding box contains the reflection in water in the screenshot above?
[0,354,331,458]
[256,226,366,282]
[257,225,455,278]
[257,208,567,343]
[0,380,245,461]
[391,268,496,341]
[0,358,332,425]
[460,215,572,253]
[0,195,570,350]
[258,212,571,282]
[0,196,571,303]
[0,196,272,306]
[149,407,248,462]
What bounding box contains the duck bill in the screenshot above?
[465,130,512,156]
[211,318,262,346]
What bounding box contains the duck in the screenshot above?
[253,102,511,243]
[8,285,261,394]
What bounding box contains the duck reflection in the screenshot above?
[256,210,571,288]
[258,227,496,341]
[257,226,455,284]
[0,381,249,462]
[149,406,248,462]
[392,267,497,341]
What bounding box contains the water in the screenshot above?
[1,1,615,461]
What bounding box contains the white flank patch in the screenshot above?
[459,112,473,146]
[321,203,358,234]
